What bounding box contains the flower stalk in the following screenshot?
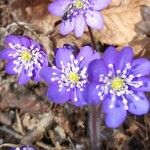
[87,26,97,51]
[87,25,101,150]
[89,105,101,150]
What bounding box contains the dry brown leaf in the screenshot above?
[130,36,150,57]
[54,0,150,48]
[9,0,150,49]
[99,0,150,45]
[51,32,90,49]
[10,0,58,34]
[22,113,40,131]
[136,5,150,35]
[128,4,150,56]
[114,131,129,144]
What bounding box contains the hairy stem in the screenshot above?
[89,105,101,150]
[88,26,102,150]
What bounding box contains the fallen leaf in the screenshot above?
[136,5,150,35]
[130,36,150,57]
[10,0,58,34]
[8,0,150,51]
[98,0,150,45]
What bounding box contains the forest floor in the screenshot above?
[0,0,150,150]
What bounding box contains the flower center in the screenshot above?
[74,0,84,8]
[51,54,88,99]
[98,63,144,110]
[21,50,32,61]
[111,78,124,91]
[68,72,80,83]
[8,43,44,77]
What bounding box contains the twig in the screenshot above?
[67,136,76,150]
[87,26,97,51]
[0,125,22,139]
[0,111,12,126]
[0,111,54,149]
[133,120,146,131]
[0,143,19,148]
[36,141,54,150]
[0,126,54,150]
[21,111,54,144]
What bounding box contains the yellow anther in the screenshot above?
[111,78,124,91]
[21,50,32,61]
[74,0,84,9]
[68,72,80,83]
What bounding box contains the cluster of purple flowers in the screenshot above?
[1,35,150,128]
[0,0,150,129]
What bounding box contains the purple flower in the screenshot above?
[48,0,111,37]
[10,148,21,150]
[10,146,36,150]
[40,45,100,106]
[0,35,48,85]
[85,46,150,128]
[20,146,36,150]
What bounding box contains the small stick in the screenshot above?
[0,143,19,149]
[0,125,22,139]
[0,112,54,150]
[0,111,12,126]
[21,111,54,145]
[36,141,54,150]
[87,26,97,51]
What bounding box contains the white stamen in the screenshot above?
[98,92,102,96]
[28,72,33,77]
[58,88,62,92]
[109,105,114,108]
[122,95,128,110]
[98,60,143,110]
[80,56,84,61]
[70,54,74,60]
[67,88,70,92]
[52,72,57,75]
[60,61,64,65]
[108,64,113,68]
[136,74,142,77]
[116,70,121,74]
[52,54,88,102]
[96,85,100,89]
[8,43,45,77]
[51,78,55,81]
[74,60,78,64]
